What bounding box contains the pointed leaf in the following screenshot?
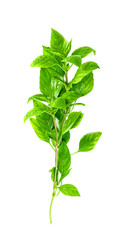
[72,46,96,58]
[63,55,82,67]
[70,112,84,129]
[50,97,66,110]
[62,112,83,134]
[30,118,50,143]
[78,132,102,152]
[62,91,80,105]
[59,168,72,183]
[30,55,57,68]
[65,39,72,56]
[39,68,52,98]
[50,28,68,55]
[62,131,70,144]
[36,112,53,131]
[27,94,49,103]
[57,142,71,174]
[59,184,80,196]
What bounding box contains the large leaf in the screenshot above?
[30,118,50,143]
[62,112,83,134]
[57,142,71,174]
[71,72,94,97]
[39,68,52,98]
[50,97,66,110]
[72,46,96,58]
[70,61,99,85]
[30,55,57,68]
[63,55,82,67]
[27,94,49,103]
[36,112,53,132]
[50,28,68,55]
[59,184,80,196]
[24,103,51,123]
[78,132,102,152]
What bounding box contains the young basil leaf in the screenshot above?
[50,28,68,55]
[50,97,66,110]
[78,132,102,152]
[30,55,58,68]
[72,46,96,58]
[27,94,49,103]
[59,184,80,196]
[39,68,52,98]
[62,111,83,134]
[57,142,71,174]
[70,112,84,129]
[70,61,100,85]
[30,118,50,143]
[62,131,70,144]
[71,72,94,96]
[59,168,72,183]
[65,39,72,57]
[63,55,82,67]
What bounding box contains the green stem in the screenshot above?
[49,193,55,224]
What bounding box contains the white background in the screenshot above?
[0,0,121,239]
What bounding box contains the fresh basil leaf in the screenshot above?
[70,61,99,85]
[71,72,94,96]
[30,118,50,143]
[62,112,83,134]
[59,168,72,183]
[62,131,70,144]
[36,112,53,131]
[30,55,57,68]
[63,55,82,67]
[50,28,68,55]
[59,184,80,196]
[65,39,72,56]
[49,167,58,183]
[78,132,102,152]
[27,94,49,103]
[39,68,52,98]
[62,91,80,105]
[57,142,71,174]
[70,112,84,129]
[50,97,66,110]
[72,46,96,58]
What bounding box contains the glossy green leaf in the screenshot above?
[59,168,72,183]
[62,91,79,105]
[57,142,71,174]
[71,72,94,97]
[70,61,99,85]
[36,112,53,131]
[59,184,80,196]
[27,94,49,103]
[78,132,102,152]
[39,68,52,98]
[50,28,68,55]
[30,118,50,143]
[62,131,70,144]
[70,112,84,129]
[30,55,57,68]
[50,97,66,110]
[72,46,96,58]
[62,112,83,134]
[63,55,82,67]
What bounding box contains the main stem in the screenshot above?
[49,70,68,224]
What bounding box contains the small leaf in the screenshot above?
[50,97,66,110]
[62,112,83,134]
[59,184,80,196]
[65,39,72,56]
[71,61,99,85]
[27,94,49,103]
[72,46,96,58]
[70,112,84,129]
[30,118,50,143]
[57,142,71,174]
[30,55,57,68]
[71,72,94,97]
[49,167,58,183]
[50,28,68,55]
[78,132,102,152]
[62,131,70,144]
[63,55,82,67]
[59,168,72,183]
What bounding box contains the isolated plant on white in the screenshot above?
[24,28,102,223]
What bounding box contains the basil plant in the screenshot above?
[24,28,102,223]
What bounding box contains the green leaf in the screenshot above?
[65,39,72,56]
[24,103,51,123]
[62,91,79,105]
[30,118,50,143]
[50,28,68,55]
[36,112,53,132]
[72,46,96,58]
[49,167,58,183]
[71,72,94,97]
[39,68,52,98]
[59,184,80,196]
[50,97,66,110]
[30,55,57,68]
[62,112,83,134]
[63,55,82,67]
[57,142,71,174]
[78,132,102,152]
[70,61,99,85]
[59,168,72,183]
[62,131,70,144]
[27,94,49,103]
[70,112,84,129]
